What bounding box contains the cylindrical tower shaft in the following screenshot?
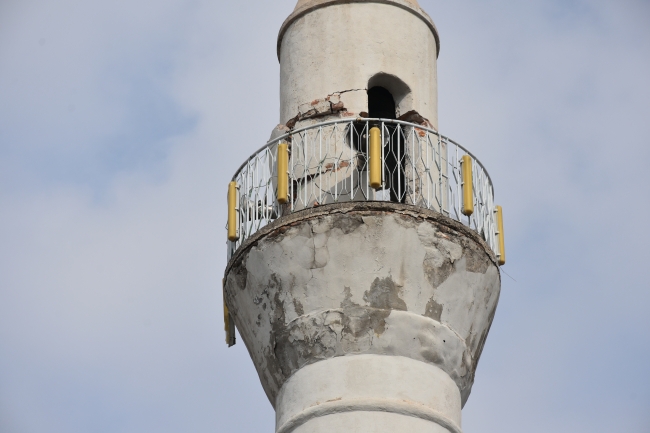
[278,0,440,129]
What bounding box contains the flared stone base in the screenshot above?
[224,202,500,432]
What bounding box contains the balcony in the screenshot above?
[226,118,504,264]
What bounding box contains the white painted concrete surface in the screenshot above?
[224,203,501,433]
[278,1,439,127]
[276,354,461,433]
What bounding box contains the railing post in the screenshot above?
[496,205,506,266]
[277,142,289,204]
[461,155,474,216]
[369,126,382,190]
[227,181,239,242]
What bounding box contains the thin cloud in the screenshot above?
[1,1,648,432]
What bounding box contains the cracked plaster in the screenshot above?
[224,202,500,408]
[279,2,439,127]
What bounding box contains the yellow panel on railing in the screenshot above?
[461,155,474,216]
[277,142,289,204]
[227,181,239,242]
[496,205,506,266]
[369,126,382,190]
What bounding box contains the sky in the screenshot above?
[0,0,649,432]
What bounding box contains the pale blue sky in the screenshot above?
[1,1,649,432]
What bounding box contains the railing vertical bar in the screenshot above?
[365,121,370,199]
[290,136,294,212]
[381,121,386,192]
[349,123,354,200]
[426,131,431,208]
[410,127,415,205]
[396,125,401,202]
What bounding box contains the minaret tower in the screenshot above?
[223,1,506,433]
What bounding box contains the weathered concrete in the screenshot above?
[279,0,440,60]
[278,1,439,127]
[276,355,462,433]
[224,202,500,432]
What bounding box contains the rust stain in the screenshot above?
[323,161,350,173]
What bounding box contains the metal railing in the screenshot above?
[226,118,501,261]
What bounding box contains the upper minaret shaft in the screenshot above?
[277,0,440,128]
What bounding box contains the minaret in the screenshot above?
[224,1,505,433]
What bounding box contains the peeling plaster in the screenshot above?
[224,202,500,407]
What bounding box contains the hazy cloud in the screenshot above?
[1,0,648,432]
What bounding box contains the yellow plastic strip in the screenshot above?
[277,142,289,204]
[227,181,239,242]
[369,126,382,190]
[496,205,506,266]
[461,155,474,216]
[223,279,236,347]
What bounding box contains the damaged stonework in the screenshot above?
[278,78,436,135]
[286,90,365,129]
[398,110,436,130]
[224,202,500,409]
[268,123,291,142]
[297,93,347,119]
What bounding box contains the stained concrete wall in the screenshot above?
[278,1,439,127]
[275,354,463,433]
[224,202,500,430]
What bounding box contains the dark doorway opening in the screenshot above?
[368,87,396,119]
[367,86,405,203]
